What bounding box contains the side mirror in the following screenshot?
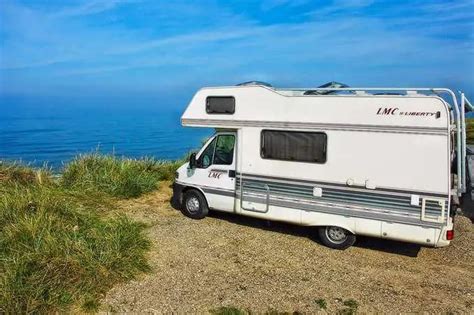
[189,152,197,169]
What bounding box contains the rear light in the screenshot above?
[446,230,454,240]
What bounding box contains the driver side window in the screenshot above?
[213,135,235,165]
[197,134,235,168]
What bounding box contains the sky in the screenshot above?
[0,0,473,109]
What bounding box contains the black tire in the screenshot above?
[318,226,356,250]
[181,189,209,220]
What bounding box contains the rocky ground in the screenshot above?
[102,182,474,313]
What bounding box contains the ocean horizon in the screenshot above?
[0,103,211,170]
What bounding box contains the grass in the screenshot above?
[210,306,247,315]
[0,161,52,186]
[0,154,185,312]
[467,118,474,144]
[61,153,184,198]
[337,299,359,315]
[210,307,303,315]
[315,298,327,310]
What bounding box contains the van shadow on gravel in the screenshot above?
[205,210,421,258]
[169,194,421,257]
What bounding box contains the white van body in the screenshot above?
[173,84,472,248]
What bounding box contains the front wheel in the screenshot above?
[182,189,209,220]
[318,226,356,250]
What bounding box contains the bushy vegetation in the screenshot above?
[0,161,52,186]
[0,187,151,313]
[0,155,183,312]
[467,118,474,144]
[61,153,183,198]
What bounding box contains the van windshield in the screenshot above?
[199,138,216,168]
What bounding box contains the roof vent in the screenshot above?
[304,81,349,95]
[237,81,273,87]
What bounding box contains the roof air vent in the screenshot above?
[304,81,349,95]
[237,81,273,87]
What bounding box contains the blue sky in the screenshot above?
[1,0,473,108]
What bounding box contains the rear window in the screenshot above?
[206,96,235,114]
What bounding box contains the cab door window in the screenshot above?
[213,135,235,165]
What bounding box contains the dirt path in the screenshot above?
[103,183,474,313]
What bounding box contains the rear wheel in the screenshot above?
[182,189,208,220]
[318,226,356,250]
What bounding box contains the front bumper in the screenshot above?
[171,181,185,209]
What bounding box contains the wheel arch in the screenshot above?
[306,222,356,234]
[182,185,209,205]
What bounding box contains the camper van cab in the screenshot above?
[172,82,473,249]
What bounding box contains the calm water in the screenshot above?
[0,104,211,170]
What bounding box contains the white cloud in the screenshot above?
[51,0,121,18]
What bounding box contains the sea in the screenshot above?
[0,103,212,170]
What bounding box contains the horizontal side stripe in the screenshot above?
[175,181,235,197]
[202,187,235,197]
[239,188,446,218]
[238,181,447,211]
[182,118,448,135]
[237,175,448,221]
[237,173,449,198]
[239,194,444,229]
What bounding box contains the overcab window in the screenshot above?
[206,96,235,114]
[261,130,327,163]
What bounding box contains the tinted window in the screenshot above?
[213,135,235,165]
[261,130,327,163]
[206,96,235,114]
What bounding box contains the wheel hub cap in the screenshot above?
[326,226,348,244]
[186,196,200,213]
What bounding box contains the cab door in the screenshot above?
[189,132,236,212]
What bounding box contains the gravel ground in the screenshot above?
[103,182,474,314]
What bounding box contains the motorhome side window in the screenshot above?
[261,130,327,163]
[206,96,235,114]
[198,135,235,168]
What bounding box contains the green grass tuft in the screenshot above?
[210,306,248,315]
[0,161,52,186]
[0,162,152,313]
[265,309,302,315]
[467,118,474,144]
[61,153,181,198]
[315,298,327,309]
[337,299,359,315]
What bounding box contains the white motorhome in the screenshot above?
[172,82,473,249]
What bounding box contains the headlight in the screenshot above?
[175,171,179,179]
